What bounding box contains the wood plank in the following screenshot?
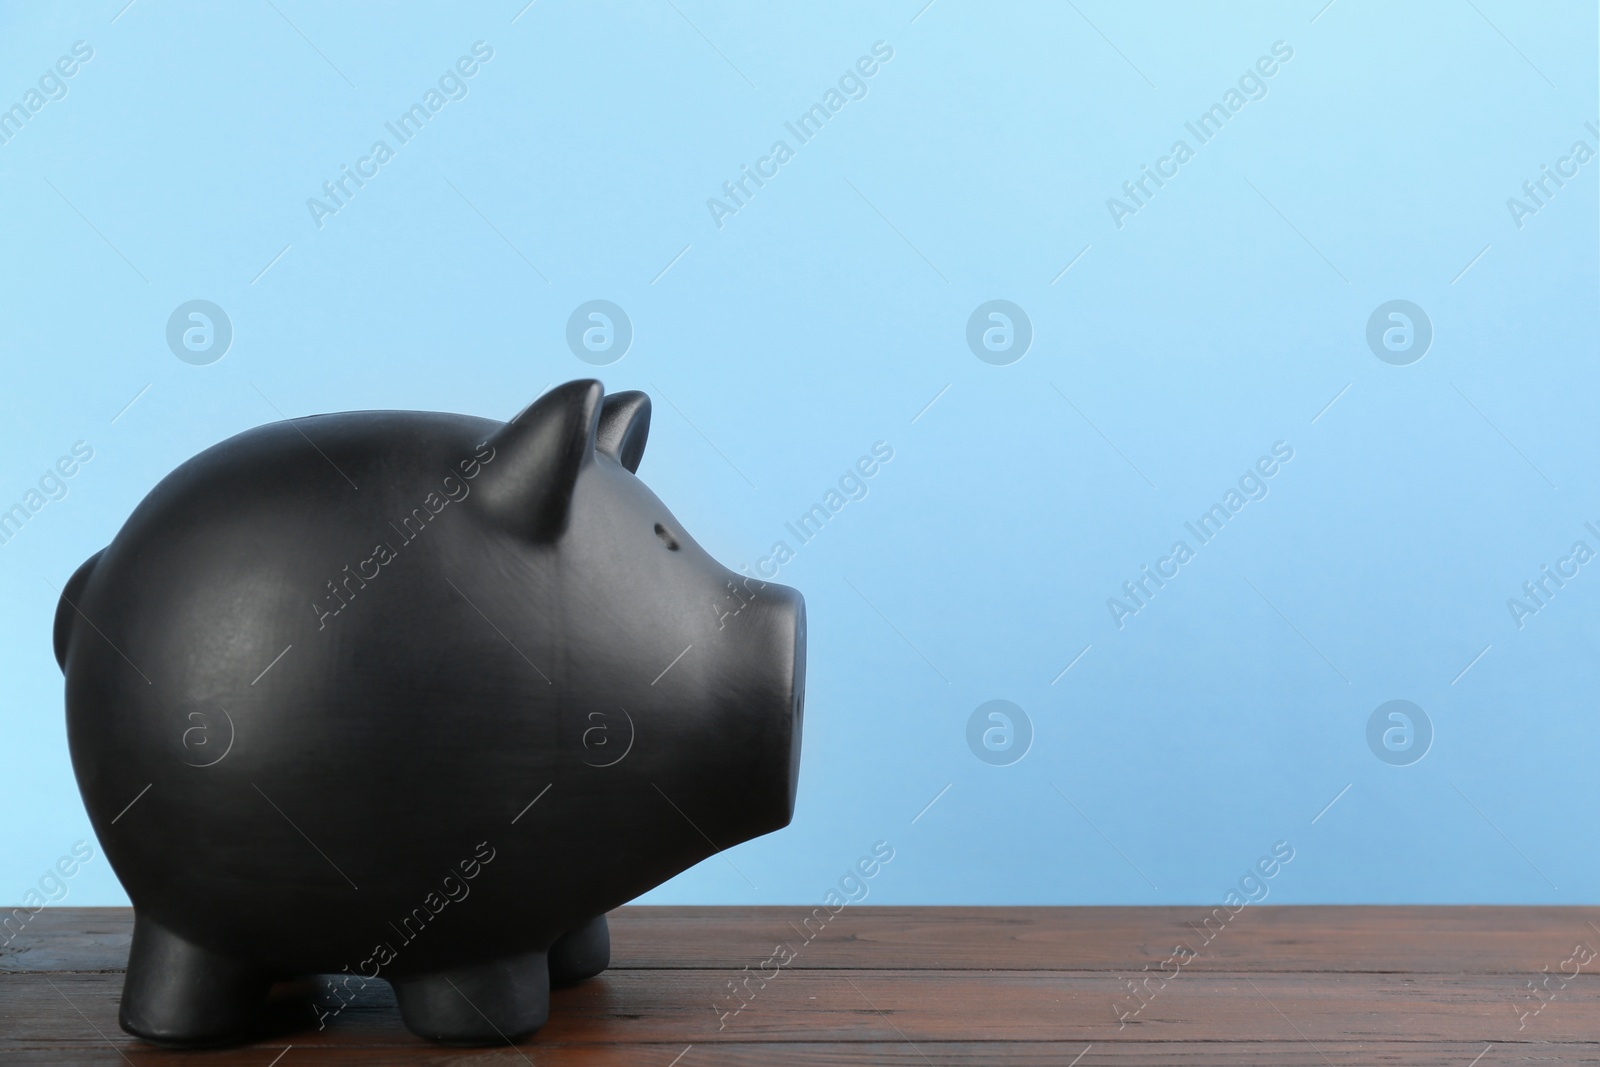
[3,968,1597,1046]
[0,1042,1593,1066]
[8,906,1600,974]
[607,905,1600,974]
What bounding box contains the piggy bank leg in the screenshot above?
[548,914,610,986]
[119,912,273,1046]
[391,949,549,1045]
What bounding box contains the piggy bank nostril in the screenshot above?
[653,523,679,551]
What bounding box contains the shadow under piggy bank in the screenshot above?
[55,380,805,1047]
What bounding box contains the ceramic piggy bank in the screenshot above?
[55,380,805,1046]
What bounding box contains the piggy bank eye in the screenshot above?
[654,523,679,551]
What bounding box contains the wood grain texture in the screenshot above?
[2,906,1597,1064]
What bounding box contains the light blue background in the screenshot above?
[1,0,1595,907]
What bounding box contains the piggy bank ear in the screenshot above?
[478,379,603,541]
[596,391,650,473]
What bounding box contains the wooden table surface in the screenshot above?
[4,906,1599,1064]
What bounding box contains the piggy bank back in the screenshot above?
[55,380,804,1046]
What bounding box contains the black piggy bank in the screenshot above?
[54,380,805,1046]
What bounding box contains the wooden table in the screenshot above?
[4,906,1598,1064]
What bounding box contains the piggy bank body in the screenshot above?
[55,380,804,1046]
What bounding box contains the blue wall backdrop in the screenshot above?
[1,1,1596,908]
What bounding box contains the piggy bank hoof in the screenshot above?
[548,914,610,987]
[119,914,274,1047]
[392,950,550,1045]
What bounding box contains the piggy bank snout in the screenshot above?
[750,580,805,826]
[756,580,804,723]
